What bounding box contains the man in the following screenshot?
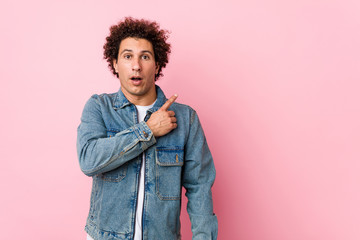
[77,17,217,240]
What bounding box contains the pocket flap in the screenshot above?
[107,129,120,138]
[156,148,184,166]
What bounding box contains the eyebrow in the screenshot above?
[120,49,154,57]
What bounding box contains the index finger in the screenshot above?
[160,94,178,111]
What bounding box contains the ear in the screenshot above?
[155,63,159,74]
[113,59,118,72]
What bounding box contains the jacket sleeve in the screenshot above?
[182,109,218,239]
[76,95,156,177]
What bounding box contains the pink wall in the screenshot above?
[1,0,360,239]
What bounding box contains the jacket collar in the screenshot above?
[113,85,167,110]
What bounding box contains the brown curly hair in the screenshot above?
[103,17,171,81]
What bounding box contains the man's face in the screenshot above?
[113,37,159,104]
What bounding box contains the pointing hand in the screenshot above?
[147,94,178,137]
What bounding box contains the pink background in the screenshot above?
[1,0,360,239]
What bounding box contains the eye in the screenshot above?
[141,55,150,60]
[123,54,131,59]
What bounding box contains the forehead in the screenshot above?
[119,37,154,53]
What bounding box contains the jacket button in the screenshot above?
[143,131,148,138]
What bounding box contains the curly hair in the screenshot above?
[103,17,171,81]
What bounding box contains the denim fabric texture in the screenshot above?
[77,86,218,240]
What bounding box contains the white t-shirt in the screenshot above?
[134,102,155,240]
[87,102,155,240]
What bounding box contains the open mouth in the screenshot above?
[130,76,143,86]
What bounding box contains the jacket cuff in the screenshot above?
[134,121,155,142]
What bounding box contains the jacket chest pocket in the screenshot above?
[100,164,127,182]
[107,129,119,138]
[155,148,184,200]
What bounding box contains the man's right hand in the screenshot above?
[147,94,178,137]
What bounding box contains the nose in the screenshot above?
[132,58,141,72]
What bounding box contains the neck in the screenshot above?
[121,89,157,106]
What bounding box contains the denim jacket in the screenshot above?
[77,86,218,240]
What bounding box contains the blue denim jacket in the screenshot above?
[77,86,218,240]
